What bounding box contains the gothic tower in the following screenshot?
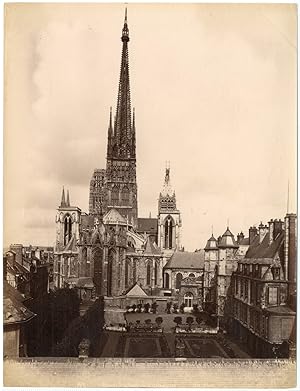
[55,187,81,250]
[105,10,138,227]
[157,166,181,256]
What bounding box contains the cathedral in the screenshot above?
[53,12,183,298]
[53,15,297,352]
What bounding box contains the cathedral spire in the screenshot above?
[60,187,66,207]
[161,163,174,197]
[66,190,70,207]
[112,8,134,159]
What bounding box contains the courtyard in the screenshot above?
[93,331,250,359]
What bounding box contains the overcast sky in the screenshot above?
[4,3,297,251]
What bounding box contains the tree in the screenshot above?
[192,304,199,313]
[166,302,172,314]
[144,303,150,313]
[155,317,163,327]
[186,316,194,330]
[137,303,143,313]
[174,316,182,326]
[173,303,179,314]
[151,302,158,314]
[180,303,185,314]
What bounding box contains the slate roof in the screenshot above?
[81,214,95,228]
[239,237,250,245]
[124,282,148,296]
[3,281,36,325]
[244,231,284,260]
[164,250,205,270]
[218,227,239,248]
[137,218,158,233]
[144,236,161,255]
[204,235,218,250]
[265,305,296,315]
[103,208,127,225]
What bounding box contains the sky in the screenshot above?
[4,3,297,251]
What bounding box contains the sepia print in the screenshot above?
[3,3,297,388]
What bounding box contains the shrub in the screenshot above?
[166,302,172,314]
[155,316,163,326]
[192,304,199,313]
[174,316,182,326]
[144,303,150,313]
[180,303,185,314]
[186,316,194,325]
[151,302,158,314]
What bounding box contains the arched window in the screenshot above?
[189,273,195,278]
[146,263,151,285]
[82,247,87,275]
[165,273,170,289]
[176,272,183,289]
[164,216,174,249]
[111,187,119,205]
[184,292,194,307]
[64,214,72,245]
[121,186,130,205]
[125,260,130,288]
[82,247,87,261]
[93,248,102,295]
[154,262,158,285]
[132,259,137,283]
[107,250,115,296]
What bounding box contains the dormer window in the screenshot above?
[272,267,280,280]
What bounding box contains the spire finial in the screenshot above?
[212,225,214,236]
[109,106,112,128]
[66,189,70,207]
[122,7,129,42]
[61,186,66,207]
[227,218,229,229]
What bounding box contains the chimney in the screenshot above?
[237,232,245,244]
[284,214,297,299]
[273,219,284,239]
[249,226,258,245]
[9,244,23,265]
[268,219,274,245]
[258,222,268,244]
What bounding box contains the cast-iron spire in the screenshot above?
[113,8,134,159]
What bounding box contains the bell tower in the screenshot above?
[55,187,81,251]
[157,165,181,255]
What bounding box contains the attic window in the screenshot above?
[272,267,280,280]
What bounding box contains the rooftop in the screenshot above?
[164,250,205,270]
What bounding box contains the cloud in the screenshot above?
[4,4,297,250]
